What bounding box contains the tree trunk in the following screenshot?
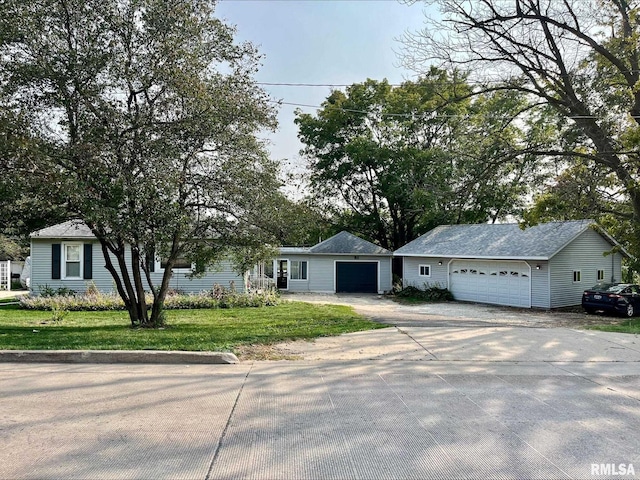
[98,240,139,326]
[130,246,151,327]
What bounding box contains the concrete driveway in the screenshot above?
[1,294,640,479]
[283,292,608,328]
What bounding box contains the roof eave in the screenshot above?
[30,234,96,240]
[393,253,550,261]
[308,252,392,256]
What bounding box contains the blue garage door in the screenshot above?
[336,262,377,293]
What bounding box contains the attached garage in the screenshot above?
[449,260,531,308]
[336,261,378,293]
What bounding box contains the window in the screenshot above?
[573,270,581,283]
[63,243,82,279]
[160,254,192,272]
[262,262,274,279]
[597,269,605,281]
[290,260,308,280]
[419,265,431,277]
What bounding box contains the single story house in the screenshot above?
[394,220,629,309]
[260,231,393,294]
[29,221,393,295]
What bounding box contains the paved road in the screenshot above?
[1,295,640,479]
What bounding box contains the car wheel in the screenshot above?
[584,308,596,314]
[625,303,635,318]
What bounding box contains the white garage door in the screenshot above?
[449,260,531,308]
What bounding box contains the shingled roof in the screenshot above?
[309,231,391,255]
[394,220,626,260]
[30,222,392,257]
[30,220,95,239]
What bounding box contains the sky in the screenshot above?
[215,0,432,185]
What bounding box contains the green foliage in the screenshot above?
[49,303,69,323]
[0,235,28,260]
[37,285,77,297]
[0,0,283,327]
[296,70,542,249]
[395,283,454,302]
[402,0,640,273]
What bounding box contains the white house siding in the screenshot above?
[529,261,551,309]
[401,257,449,289]
[277,255,314,293]
[549,229,622,308]
[30,239,245,295]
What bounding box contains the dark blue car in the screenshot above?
[582,283,640,317]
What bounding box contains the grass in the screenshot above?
[587,317,640,334]
[0,301,385,353]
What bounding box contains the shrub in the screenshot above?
[38,284,77,297]
[50,302,70,323]
[395,282,454,302]
[20,285,281,311]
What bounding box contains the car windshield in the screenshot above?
[590,283,626,293]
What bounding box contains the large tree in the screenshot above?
[400,0,640,255]
[295,70,543,250]
[0,0,281,326]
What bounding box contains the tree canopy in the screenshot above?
[0,0,281,326]
[401,0,640,261]
[295,70,544,250]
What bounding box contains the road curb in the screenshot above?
[0,350,239,364]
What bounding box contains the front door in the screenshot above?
[277,259,288,289]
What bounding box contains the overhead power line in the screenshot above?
[269,99,618,121]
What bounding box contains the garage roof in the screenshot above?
[394,220,628,260]
[309,231,391,255]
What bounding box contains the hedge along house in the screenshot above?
[30,221,393,295]
[394,220,630,309]
[251,231,393,294]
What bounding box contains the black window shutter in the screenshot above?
[52,244,61,279]
[194,256,205,275]
[147,249,155,273]
[83,244,93,279]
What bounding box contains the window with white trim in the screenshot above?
[597,269,605,281]
[573,270,581,283]
[290,260,308,280]
[419,264,431,277]
[159,253,192,272]
[63,243,82,279]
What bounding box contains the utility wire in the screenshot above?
[269,99,627,121]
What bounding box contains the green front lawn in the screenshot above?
[0,302,385,352]
[587,318,640,334]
